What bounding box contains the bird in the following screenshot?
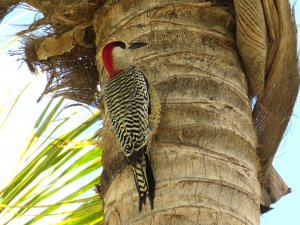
[102,40,160,212]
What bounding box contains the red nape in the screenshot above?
[102,42,115,80]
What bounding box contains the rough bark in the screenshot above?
[94,1,260,224]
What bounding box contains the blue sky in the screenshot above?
[0,2,299,225]
[0,7,48,189]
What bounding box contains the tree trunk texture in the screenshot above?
[94,1,260,224]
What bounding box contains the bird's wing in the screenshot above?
[104,67,150,157]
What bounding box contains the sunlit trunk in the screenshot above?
[94,1,260,224]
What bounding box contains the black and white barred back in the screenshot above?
[104,66,155,211]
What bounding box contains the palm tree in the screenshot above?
[0,1,298,224]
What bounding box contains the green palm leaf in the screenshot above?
[0,97,103,224]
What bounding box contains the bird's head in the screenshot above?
[102,41,147,80]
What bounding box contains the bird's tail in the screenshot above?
[130,147,155,212]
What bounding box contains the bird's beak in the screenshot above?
[128,42,148,50]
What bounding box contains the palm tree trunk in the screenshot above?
[94,1,260,224]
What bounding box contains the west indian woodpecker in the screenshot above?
[102,41,160,212]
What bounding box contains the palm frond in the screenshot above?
[0,98,103,225]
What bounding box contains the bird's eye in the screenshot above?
[115,41,126,49]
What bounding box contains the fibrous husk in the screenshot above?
[234,0,299,210]
[234,0,267,97]
[3,1,102,106]
[16,35,100,106]
[260,166,291,213]
[255,0,298,179]
[36,25,95,60]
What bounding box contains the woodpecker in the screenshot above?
[102,41,160,212]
